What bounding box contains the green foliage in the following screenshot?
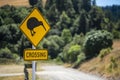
[61,44,82,63]
[71,34,85,45]
[103,5,120,22]
[42,35,64,59]
[79,10,89,34]
[112,20,120,39]
[89,6,105,29]
[46,4,59,26]
[116,20,120,31]
[68,45,81,63]
[83,30,113,59]
[70,15,80,34]
[0,24,20,44]
[56,11,71,30]
[71,10,89,35]
[112,30,120,39]
[17,35,31,58]
[35,0,45,14]
[107,57,118,72]
[56,0,73,13]
[72,0,82,14]
[45,0,56,10]
[73,52,86,68]
[0,47,13,59]
[12,7,29,23]
[81,0,91,12]
[0,16,4,26]
[98,48,111,59]
[0,5,29,57]
[61,29,72,44]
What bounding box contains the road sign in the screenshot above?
[24,49,48,61]
[19,8,50,47]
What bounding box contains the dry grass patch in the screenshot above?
[0,0,30,7]
[0,76,24,80]
[0,64,24,74]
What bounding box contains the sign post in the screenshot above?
[32,45,36,80]
[19,7,50,80]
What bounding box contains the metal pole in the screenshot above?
[32,45,36,80]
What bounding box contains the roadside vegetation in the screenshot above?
[0,0,120,79]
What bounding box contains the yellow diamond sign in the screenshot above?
[19,8,50,47]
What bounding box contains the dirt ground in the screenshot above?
[0,76,24,80]
[0,0,47,7]
[0,0,30,7]
[112,40,120,50]
[0,64,24,73]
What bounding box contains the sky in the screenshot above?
[96,0,120,6]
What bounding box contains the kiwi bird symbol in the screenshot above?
[27,17,46,36]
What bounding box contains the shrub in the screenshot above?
[60,44,82,63]
[71,34,85,45]
[42,35,64,59]
[83,30,113,59]
[0,47,13,59]
[106,57,118,72]
[98,48,111,59]
[61,29,72,44]
[73,52,86,68]
[112,30,120,39]
[68,45,81,63]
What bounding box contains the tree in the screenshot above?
[92,0,96,6]
[81,0,91,12]
[72,0,82,14]
[71,10,89,35]
[42,35,64,59]
[0,47,13,59]
[46,4,59,27]
[45,0,56,10]
[79,10,89,34]
[12,7,29,23]
[56,0,73,13]
[18,35,31,58]
[61,29,72,44]
[89,6,105,30]
[56,11,71,31]
[0,16,4,26]
[35,0,45,13]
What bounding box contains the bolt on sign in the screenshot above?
[24,49,48,61]
[19,8,50,47]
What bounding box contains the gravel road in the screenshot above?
[36,65,106,80]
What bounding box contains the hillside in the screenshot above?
[0,0,29,7]
[79,40,120,80]
[0,0,47,7]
